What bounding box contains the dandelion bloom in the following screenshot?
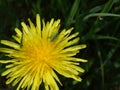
[0,14,87,90]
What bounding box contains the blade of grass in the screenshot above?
[101,0,114,13]
[95,41,105,90]
[83,13,120,21]
[65,0,80,27]
[89,5,103,13]
[104,42,120,65]
[83,0,115,41]
[91,35,120,41]
[57,0,66,17]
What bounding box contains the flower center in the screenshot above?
[22,41,53,64]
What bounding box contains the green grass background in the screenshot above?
[0,0,120,90]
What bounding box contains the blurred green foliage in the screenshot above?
[0,0,120,90]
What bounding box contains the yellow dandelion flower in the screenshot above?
[0,14,87,90]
